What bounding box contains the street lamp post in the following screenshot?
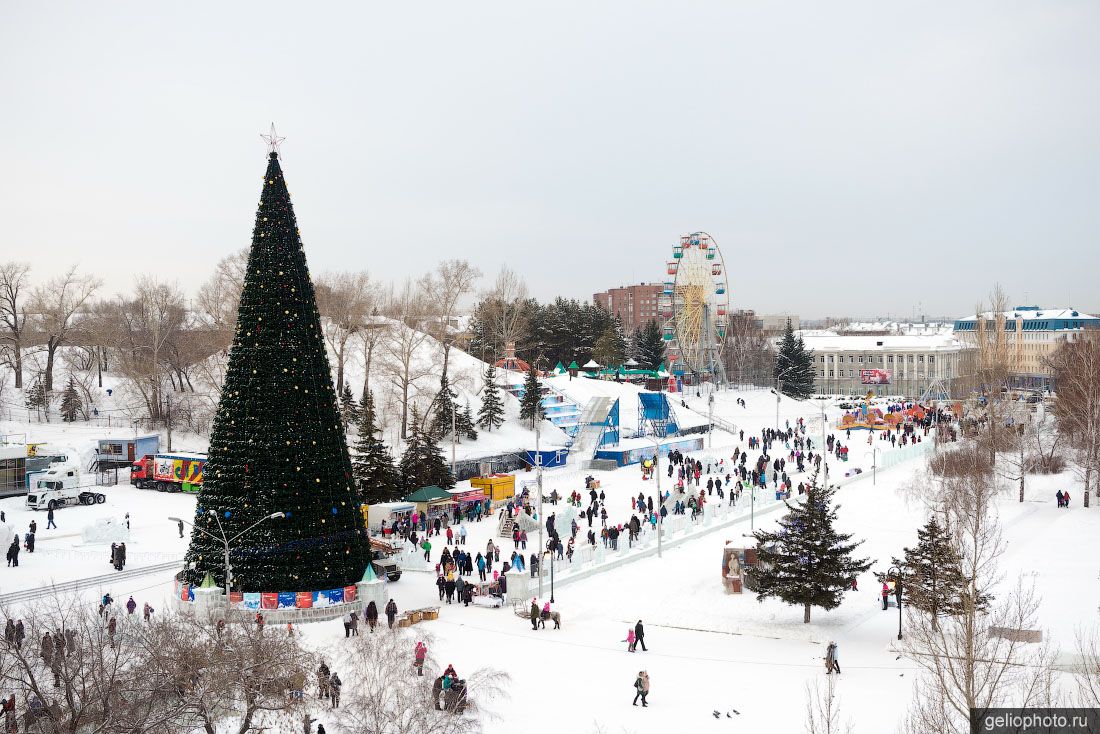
[170,511,285,600]
[641,430,664,558]
[548,536,555,603]
[864,448,878,486]
[887,564,903,640]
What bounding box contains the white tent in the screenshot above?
[582,359,601,370]
[623,358,640,367]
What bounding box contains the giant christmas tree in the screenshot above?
[184,147,371,592]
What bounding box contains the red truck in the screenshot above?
[131,452,207,493]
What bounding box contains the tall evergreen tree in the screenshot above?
[749,471,872,623]
[339,385,359,429]
[184,149,370,592]
[400,408,455,491]
[428,371,458,440]
[59,376,82,423]
[594,325,626,367]
[518,366,545,427]
[638,320,666,370]
[627,326,643,364]
[457,403,478,441]
[24,375,49,421]
[351,390,400,505]
[477,363,506,431]
[891,516,988,624]
[775,317,815,398]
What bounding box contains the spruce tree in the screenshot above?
[24,376,49,421]
[60,376,82,423]
[749,471,872,623]
[400,408,455,492]
[184,149,370,592]
[518,366,545,427]
[892,516,987,623]
[339,385,359,429]
[775,317,815,398]
[428,371,458,440]
[476,363,505,431]
[352,390,400,505]
[638,320,666,370]
[594,327,623,367]
[457,403,478,441]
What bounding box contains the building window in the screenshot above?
[928,355,934,363]
[918,355,924,363]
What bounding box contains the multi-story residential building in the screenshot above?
[953,306,1100,391]
[759,313,800,336]
[592,283,663,331]
[800,332,973,398]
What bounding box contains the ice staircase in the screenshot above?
[568,396,614,463]
[541,384,582,438]
[498,513,515,539]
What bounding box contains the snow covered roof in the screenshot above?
[957,307,1098,322]
[798,332,966,352]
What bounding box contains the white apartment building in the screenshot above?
[799,332,973,398]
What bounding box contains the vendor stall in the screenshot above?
[406,485,458,526]
[363,501,415,534]
[448,488,489,521]
[470,474,515,501]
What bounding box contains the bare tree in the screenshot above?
[360,316,391,403]
[0,261,31,388]
[0,596,189,733]
[724,310,774,387]
[142,612,316,734]
[381,280,434,439]
[331,629,507,734]
[1047,334,1100,507]
[420,259,481,350]
[317,271,377,395]
[479,267,528,351]
[109,277,189,426]
[804,677,852,734]
[902,465,1054,733]
[29,266,100,392]
[195,248,249,350]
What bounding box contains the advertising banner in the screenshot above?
[343,585,357,603]
[241,593,261,610]
[859,369,891,385]
[277,592,297,609]
[260,593,279,610]
[296,591,313,608]
[229,591,244,607]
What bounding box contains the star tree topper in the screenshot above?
[261,123,286,156]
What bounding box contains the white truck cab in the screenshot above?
[25,464,105,510]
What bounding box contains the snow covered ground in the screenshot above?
[0,387,1092,734]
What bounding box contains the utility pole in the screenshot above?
[450,403,457,478]
[166,395,173,452]
[707,391,714,449]
[535,415,544,598]
[774,378,783,432]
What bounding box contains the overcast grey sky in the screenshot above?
[2,1,1098,318]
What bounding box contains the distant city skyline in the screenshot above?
[2,2,1098,319]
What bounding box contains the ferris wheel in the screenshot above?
[659,232,729,384]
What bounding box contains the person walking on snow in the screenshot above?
[825,641,840,674]
[529,598,539,630]
[634,619,647,651]
[626,628,636,652]
[632,670,650,706]
[385,599,398,629]
[414,641,427,676]
[46,507,56,530]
